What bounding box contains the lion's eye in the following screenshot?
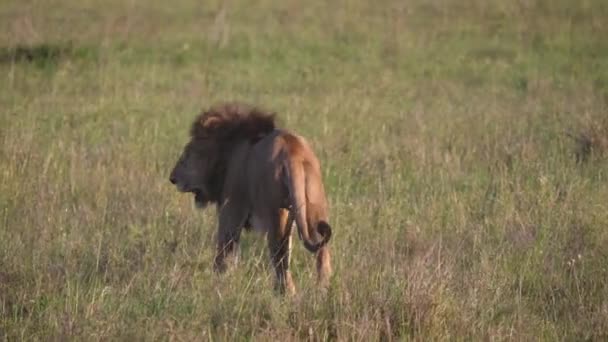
[185,150,195,163]
[181,148,193,165]
[183,143,197,158]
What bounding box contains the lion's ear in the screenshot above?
[201,115,221,129]
[196,114,222,138]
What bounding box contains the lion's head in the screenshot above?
[169,103,276,208]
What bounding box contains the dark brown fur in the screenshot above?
[170,102,332,294]
[190,103,276,143]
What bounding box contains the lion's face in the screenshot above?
[169,139,219,208]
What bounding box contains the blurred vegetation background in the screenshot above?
[1,0,607,339]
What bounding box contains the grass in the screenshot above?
[1,0,608,339]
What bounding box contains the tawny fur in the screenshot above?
[170,103,332,294]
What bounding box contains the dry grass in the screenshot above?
[1,0,608,340]
[568,115,608,163]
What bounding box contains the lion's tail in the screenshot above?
[284,156,331,254]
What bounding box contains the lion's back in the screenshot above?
[270,130,321,168]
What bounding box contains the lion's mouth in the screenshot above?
[193,189,209,208]
[174,182,190,193]
[173,182,210,208]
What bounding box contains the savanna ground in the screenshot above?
[1,0,608,340]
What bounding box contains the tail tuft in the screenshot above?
[301,221,332,253]
[317,221,332,244]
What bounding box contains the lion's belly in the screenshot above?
[248,214,269,234]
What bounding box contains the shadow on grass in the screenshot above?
[0,43,98,66]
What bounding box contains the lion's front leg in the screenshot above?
[213,202,247,273]
[214,232,240,273]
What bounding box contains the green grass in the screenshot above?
[1,0,608,339]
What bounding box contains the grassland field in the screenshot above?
[1,0,608,340]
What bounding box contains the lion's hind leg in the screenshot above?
[316,245,332,288]
[267,208,296,295]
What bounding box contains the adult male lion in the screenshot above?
[169,103,332,294]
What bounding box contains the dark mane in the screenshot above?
[190,102,276,142]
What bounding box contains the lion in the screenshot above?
[169,103,332,294]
